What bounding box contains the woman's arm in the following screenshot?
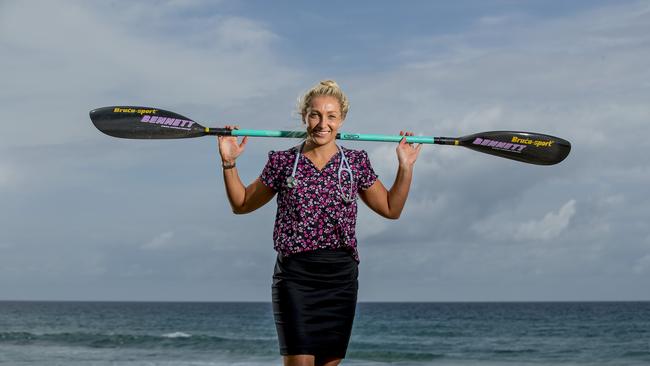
[223,174,275,215]
[359,131,421,220]
[218,126,276,214]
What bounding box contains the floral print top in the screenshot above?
[260,145,378,263]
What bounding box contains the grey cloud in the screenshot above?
[472,199,577,242]
[341,1,650,300]
[0,1,302,147]
[2,1,649,301]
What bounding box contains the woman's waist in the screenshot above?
[274,247,357,280]
[276,247,357,278]
[278,247,355,262]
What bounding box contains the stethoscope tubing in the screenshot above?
[287,142,356,203]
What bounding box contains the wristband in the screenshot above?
[222,161,236,170]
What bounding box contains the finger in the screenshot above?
[403,132,413,144]
[240,136,249,149]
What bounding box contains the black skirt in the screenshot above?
[272,249,359,358]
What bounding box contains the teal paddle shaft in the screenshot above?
[208,128,441,144]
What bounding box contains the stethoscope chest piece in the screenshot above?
[286,176,297,188]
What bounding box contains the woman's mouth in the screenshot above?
[313,130,331,137]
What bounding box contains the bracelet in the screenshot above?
[222,161,236,170]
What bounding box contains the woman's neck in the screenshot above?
[303,139,338,159]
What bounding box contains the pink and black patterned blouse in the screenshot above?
[260,145,378,263]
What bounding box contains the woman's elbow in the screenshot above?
[383,211,401,220]
[372,203,401,219]
[231,206,250,215]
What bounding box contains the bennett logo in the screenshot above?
[472,137,526,152]
[511,136,554,147]
[343,133,360,140]
[141,115,195,128]
[113,107,158,115]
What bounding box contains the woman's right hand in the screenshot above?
[217,125,249,165]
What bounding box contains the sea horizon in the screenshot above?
[2,299,650,303]
[2,301,649,365]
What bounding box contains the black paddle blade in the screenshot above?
[89,106,207,139]
[458,131,571,165]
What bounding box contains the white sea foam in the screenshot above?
[161,332,192,338]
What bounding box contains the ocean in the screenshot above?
[1,301,649,365]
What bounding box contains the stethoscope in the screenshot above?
[286,142,356,203]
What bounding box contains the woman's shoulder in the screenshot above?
[266,145,300,164]
[340,146,371,162]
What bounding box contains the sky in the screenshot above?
[1,0,649,302]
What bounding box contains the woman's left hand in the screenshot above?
[396,131,422,168]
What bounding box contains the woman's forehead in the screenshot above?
[309,95,341,113]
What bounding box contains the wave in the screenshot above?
[161,332,192,338]
[0,331,276,354]
[0,331,448,362]
[492,348,539,354]
[347,349,445,362]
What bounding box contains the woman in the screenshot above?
[217,80,421,366]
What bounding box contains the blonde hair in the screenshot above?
[297,80,350,120]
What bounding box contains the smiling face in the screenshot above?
[303,95,344,147]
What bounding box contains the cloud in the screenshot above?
[477,15,518,26]
[633,254,650,274]
[342,1,650,301]
[515,200,577,241]
[2,1,650,301]
[0,1,302,148]
[142,231,175,250]
[0,162,16,188]
[471,199,577,243]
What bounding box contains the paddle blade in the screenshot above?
[89,106,206,139]
[458,131,571,165]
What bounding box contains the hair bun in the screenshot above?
[319,80,338,88]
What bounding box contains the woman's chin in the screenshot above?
[309,134,335,145]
